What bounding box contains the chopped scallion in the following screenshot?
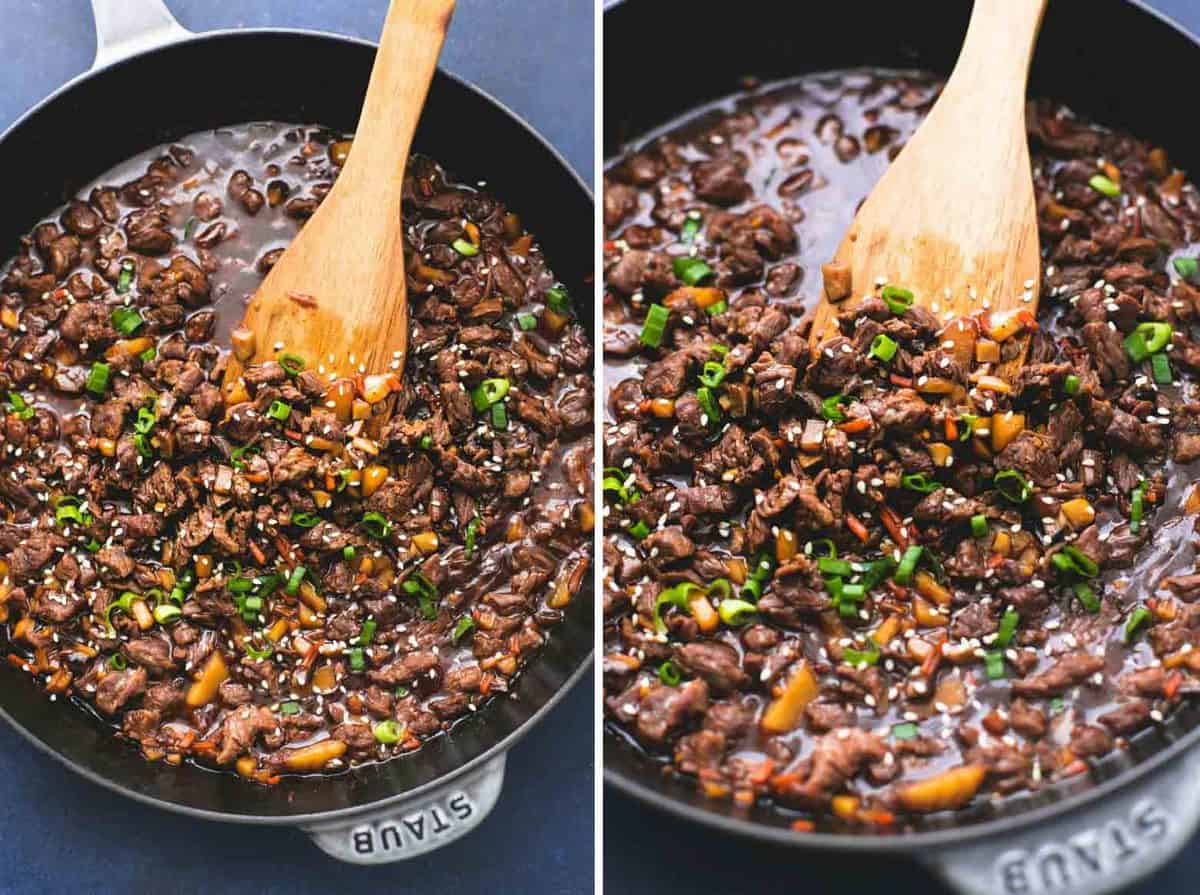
[672,256,713,286]
[867,333,898,363]
[111,306,143,336]
[639,304,669,348]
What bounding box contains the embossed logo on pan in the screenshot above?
[994,800,1169,894]
[350,793,475,856]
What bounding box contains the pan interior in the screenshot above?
[602,0,1200,841]
[0,30,593,821]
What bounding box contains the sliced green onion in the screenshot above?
[134,406,156,434]
[152,603,181,624]
[111,306,143,336]
[995,608,1020,648]
[958,413,978,442]
[740,576,763,602]
[892,722,919,740]
[464,516,482,559]
[1064,374,1080,396]
[394,686,410,699]
[452,616,476,643]
[843,639,881,667]
[1124,330,1150,363]
[132,432,153,458]
[672,256,713,286]
[994,469,1032,503]
[55,497,93,529]
[718,598,758,627]
[1130,481,1148,534]
[1137,321,1172,354]
[1124,605,1153,643]
[985,650,1006,680]
[1088,174,1120,197]
[291,511,320,528]
[342,545,356,561]
[286,565,307,595]
[901,473,941,494]
[116,260,134,294]
[108,654,127,670]
[230,443,258,470]
[868,333,898,363]
[359,619,377,645]
[1174,257,1198,280]
[266,400,292,421]
[278,352,305,377]
[373,719,405,743]
[1125,322,1172,362]
[348,646,366,671]
[707,300,728,316]
[491,402,508,430]
[653,582,702,632]
[696,386,721,425]
[4,392,35,420]
[698,361,727,389]
[245,642,273,660]
[85,362,111,396]
[516,313,538,331]
[880,284,914,315]
[807,538,837,559]
[640,304,669,348]
[658,660,682,686]
[1061,545,1099,578]
[452,238,479,257]
[818,557,853,577]
[279,701,301,715]
[628,520,650,540]
[680,216,701,244]
[970,514,988,538]
[821,394,849,422]
[894,545,924,585]
[139,347,157,364]
[419,435,433,450]
[402,572,440,621]
[545,286,572,315]
[1151,352,1172,384]
[1073,581,1100,613]
[360,511,392,539]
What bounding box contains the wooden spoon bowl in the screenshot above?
[224,0,456,388]
[809,0,1047,378]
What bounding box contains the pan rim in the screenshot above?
[600,0,1200,852]
[0,24,594,826]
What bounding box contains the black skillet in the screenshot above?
[0,0,593,864]
[604,1,1200,892]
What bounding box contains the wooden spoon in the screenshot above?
[809,0,1047,376]
[224,0,456,389]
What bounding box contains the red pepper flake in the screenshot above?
[1165,670,1183,700]
[287,291,318,308]
[790,819,816,833]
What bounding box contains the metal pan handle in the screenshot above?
[301,754,506,863]
[90,0,192,70]
[927,744,1200,895]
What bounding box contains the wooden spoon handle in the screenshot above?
[942,0,1047,112]
[337,0,457,200]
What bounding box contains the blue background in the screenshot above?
[601,1,1200,893]
[0,2,592,894]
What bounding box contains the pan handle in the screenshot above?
[926,743,1200,895]
[301,754,506,864]
[90,0,192,70]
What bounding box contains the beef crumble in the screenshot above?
[603,70,1200,829]
[0,122,592,782]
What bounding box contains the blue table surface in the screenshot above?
[602,1,1200,894]
[0,2,592,895]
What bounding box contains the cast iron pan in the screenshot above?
[603,1,1200,892]
[0,0,593,864]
